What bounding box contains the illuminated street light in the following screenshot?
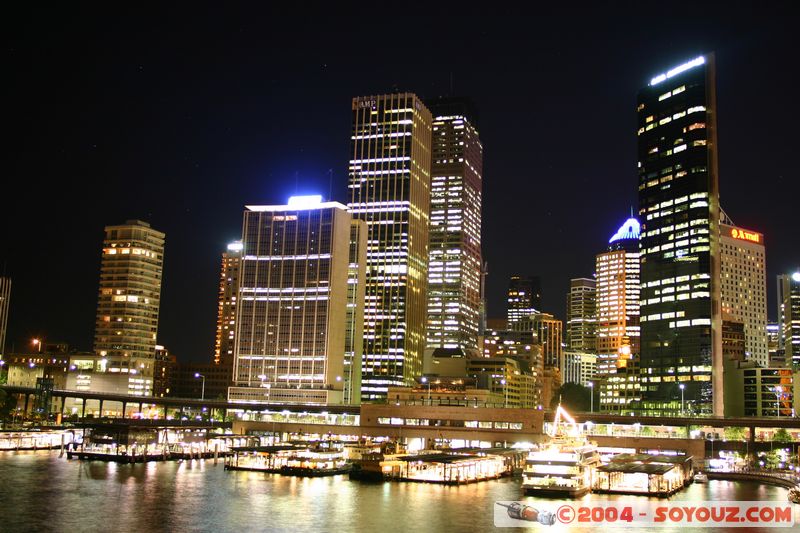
[501,379,508,408]
[774,386,783,418]
[679,383,685,414]
[421,376,431,404]
[588,382,594,413]
[194,373,206,400]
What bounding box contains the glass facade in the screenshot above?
[566,277,597,353]
[230,201,356,405]
[778,273,800,366]
[637,55,722,415]
[214,242,241,367]
[425,98,482,357]
[596,218,641,412]
[347,93,432,400]
[507,276,542,326]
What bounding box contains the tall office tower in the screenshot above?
[596,217,641,377]
[565,278,596,353]
[507,276,542,326]
[766,322,784,366]
[93,220,165,395]
[229,196,365,404]
[524,312,563,369]
[719,221,768,367]
[214,241,242,367]
[344,220,368,404]
[347,93,432,400]
[0,277,10,355]
[778,272,800,366]
[425,97,483,358]
[596,218,641,413]
[637,55,723,415]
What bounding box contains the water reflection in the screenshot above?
[0,451,790,532]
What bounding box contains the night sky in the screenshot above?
[4,4,798,362]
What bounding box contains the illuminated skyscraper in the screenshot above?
[767,322,783,365]
[0,277,9,356]
[565,278,596,353]
[344,220,368,404]
[229,196,365,405]
[596,217,641,411]
[507,276,542,326]
[214,241,242,367]
[93,220,165,396]
[425,97,483,358]
[637,55,723,415]
[778,272,800,366]
[523,312,563,369]
[719,221,767,367]
[347,93,432,400]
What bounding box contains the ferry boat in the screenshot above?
[522,442,600,497]
[349,441,408,481]
[521,404,600,498]
[226,445,351,476]
[693,471,708,483]
[279,449,351,477]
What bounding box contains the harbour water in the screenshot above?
[0,451,789,532]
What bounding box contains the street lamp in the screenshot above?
[421,376,431,404]
[32,338,42,353]
[501,379,508,408]
[774,386,783,418]
[588,382,594,413]
[194,373,205,400]
[679,383,685,414]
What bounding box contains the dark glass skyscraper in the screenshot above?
[778,272,800,366]
[637,55,723,415]
[507,276,542,328]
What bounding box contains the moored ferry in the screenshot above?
[522,441,600,497]
[521,404,600,497]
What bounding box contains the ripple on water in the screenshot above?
[0,452,789,533]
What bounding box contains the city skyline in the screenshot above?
[4,6,798,362]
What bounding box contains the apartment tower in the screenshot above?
[93,220,165,395]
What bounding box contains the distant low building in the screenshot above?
[561,351,597,387]
[386,381,503,407]
[171,362,232,400]
[724,361,797,417]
